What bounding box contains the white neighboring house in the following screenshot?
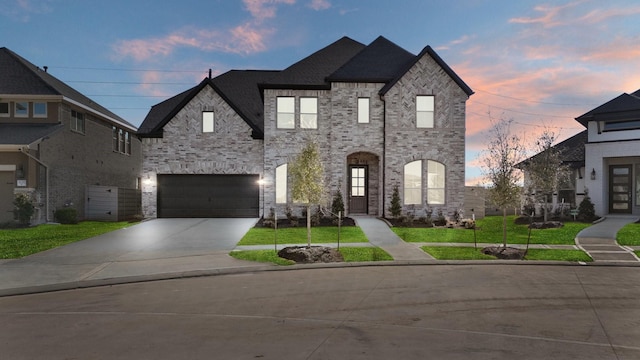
[577,89,640,216]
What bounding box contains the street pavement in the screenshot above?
[1,264,638,359]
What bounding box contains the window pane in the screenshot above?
[427,160,445,205]
[416,96,434,111]
[358,98,369,123]
[277,97,295,129]
[112,127,118,151]
[416,112,434,128]
[404,160,422,205]
[276,164,287,204]
[300,98,317,129]
[15,102,28,117]
[427,189,445,205]
[416,96,434,128]
[202,111,214,133]
[34,102,47,117]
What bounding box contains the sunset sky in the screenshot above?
[2,0,639,183]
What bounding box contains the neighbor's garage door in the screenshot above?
[157,174,259,218]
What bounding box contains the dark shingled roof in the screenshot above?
[0,123,65,146]
[327,36,415,83]
[138,36,474,138]
[0,47,135,130]
[575,89,640,126]
[520,130,587,169]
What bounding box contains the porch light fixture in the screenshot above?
[590,168,596,180]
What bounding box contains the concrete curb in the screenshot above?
[2,258,639,298]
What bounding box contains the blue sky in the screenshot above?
[2,0,640,183]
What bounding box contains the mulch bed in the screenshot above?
[255,217,356,228]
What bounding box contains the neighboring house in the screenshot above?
[523,88,640,217]
[138,36,473,219]
[0,47,142,224]
[520,131,588,214]
[577,89,640,216]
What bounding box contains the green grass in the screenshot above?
[394,215,590,245]
[238,226,368,246]
[421,246,592,262]
[616,222,640,246]
[421,246,496,260]
[0,221,136,259]
[229,246,392,265]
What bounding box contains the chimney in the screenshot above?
[43,66,48,73]
[208,68,212,79]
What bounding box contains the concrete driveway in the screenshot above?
[0,218,262,294]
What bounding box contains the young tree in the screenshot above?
[523,129,571,222]
[389,185,402,219]
[481,118,525,248]
[290,140,325,247]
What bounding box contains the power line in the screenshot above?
[474,88,597,106]
[49,65,204,73]
[469,100,575,119]
[86,94,169,98]
[467,110,584,131]
[65,80,193,85]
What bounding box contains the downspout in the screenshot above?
[19,147,50,222]
[381,94,386,218]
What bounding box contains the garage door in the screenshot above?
[157,174,259,218]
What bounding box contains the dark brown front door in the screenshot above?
[609,165,632,214]
[349,165,367,214]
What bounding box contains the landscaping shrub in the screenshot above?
[54,208,78,224]
[389,185,402,219]
[13,193,34,226]
[577,195,596,222]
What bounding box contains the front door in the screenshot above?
[349,165,367,214]
[609,165,633,214]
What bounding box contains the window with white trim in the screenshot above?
[202,111,214,133]
[427,160,445,205]
[404,160,422,205]
[275,163,288,204]
[276,97,295,129]
[416,95,434,128]
[300,97,318,129]
[15,102,28,117]
[34,102,47,117]
[71,110,85,133]
[358,98,369,123]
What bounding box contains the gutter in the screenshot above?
[19,147,50,222]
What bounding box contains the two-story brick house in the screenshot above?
[138,36,473,219]
[0,47,142,224]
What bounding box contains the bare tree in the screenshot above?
[523,129,571,222]
[290,140,325,247]
[482,118,526,248]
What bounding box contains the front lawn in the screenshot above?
[394,215,590,245]
[238,226,368,246]
[0,221,135,259]
[616,222,640,246]
[421,246,592,262]
[230,246,392,265]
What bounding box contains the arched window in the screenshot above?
[427,160,445,205]
[404,160,422,205]
[275,164,288,204]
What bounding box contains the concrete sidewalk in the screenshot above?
[575,215,640,263]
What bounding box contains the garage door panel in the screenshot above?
[158,175,259,218]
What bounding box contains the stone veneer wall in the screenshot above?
[141,85,264,218]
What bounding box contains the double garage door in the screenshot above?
[157,174,259,218]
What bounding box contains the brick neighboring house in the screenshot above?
[0,47,142,224]
[138,36,473,219]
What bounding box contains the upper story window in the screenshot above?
[300,97,318,129]
[202,111,214,133]
[33,102,47,117]
[15,102,28,117]
[0,102,8,117]
[404,160,422,205]
[416,95,435,128]
[358,98,370,123]
[112,126,131,155]
[276,97,295,129]
[599,119,640,132]
[71,110,85,134]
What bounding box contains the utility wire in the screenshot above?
[474,88,598,106]
[49,65,204,73]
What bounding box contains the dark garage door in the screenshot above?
[158,174,259,218]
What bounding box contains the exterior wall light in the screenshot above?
[590,168,596,180]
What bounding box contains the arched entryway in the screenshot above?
[346,152,380,215]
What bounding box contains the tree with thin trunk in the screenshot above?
[523,129,571,222]
[481,118,525,248]
[290,140,325,247]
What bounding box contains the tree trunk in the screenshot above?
[502,208,507,248]
[306,204,311,247]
